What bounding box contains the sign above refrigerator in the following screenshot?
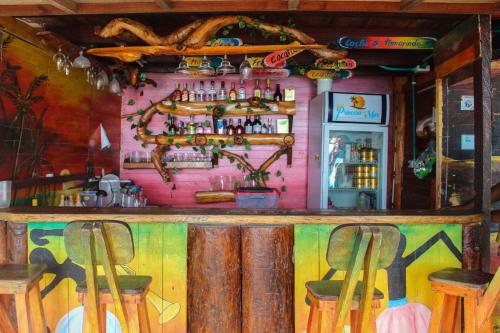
[327,92,389,125]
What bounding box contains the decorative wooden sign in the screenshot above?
[337,36,436,50]
[263,41,304,68]
[247,57,287,69]
[206,38,243,47]
[315,58,357,70]
[305,69,353,80]
[250,68,291,79]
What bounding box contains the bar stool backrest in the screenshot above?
[326,224,400,270]
[63,220,134,265]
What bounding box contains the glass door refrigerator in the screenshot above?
[307,91,389,209]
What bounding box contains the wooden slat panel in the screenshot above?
[435,45,479,79]
[434,16,479,66]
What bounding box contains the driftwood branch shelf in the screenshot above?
[123,161,213,169]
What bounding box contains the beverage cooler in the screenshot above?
[307,92,389,209]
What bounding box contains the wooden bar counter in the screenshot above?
[0,207,483,333]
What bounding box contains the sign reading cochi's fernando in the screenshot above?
[337,36,436,50]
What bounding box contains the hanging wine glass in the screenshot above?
[109,75,122,95]
[239,54,252,80]
[53,47,66,72]
[198,55,215,75]
[86,67,98,86]
[96,70,109,91]
[72,50,91,69]
[216,54,236,75]
[174,56,190,74]
[63,58,71,76]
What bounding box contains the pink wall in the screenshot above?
[120,74,392,208]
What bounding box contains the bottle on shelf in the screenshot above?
[253,79,261,98]
[189,82,196,102]
[197,81,206,102]
[218,81,227,101]
[267,118,274,134]
[273,83,283,102]
[216,119,225,134]
[261,118,268,134]
[227,119,236,135]
[196,122,204,134]
[173,83,182,101]
[168,116,177,134]
[208,81,217,101]
[264,79,273,100]
[244,116,253,134]
[188,115,196,134]
[252,115,262,134]
[236,119,244,134]
[229,82,237,101]
[181,83,189,102]
[204,120,213,134]
[177,121,185,135]
[238,80,246,100]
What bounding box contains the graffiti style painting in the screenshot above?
[295,224,462,333]
[28,222,187,333]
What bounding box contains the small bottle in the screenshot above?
[252,116,262,134]
[177,121,185,135]
[267,118,274,133]
[216,119,225,134]
[188,82,196,102]
[264,79,273,100]
[31,196,38,207]
[244,116,253,134]
[253,80,261,98]
[59,194,65,207]
[181,83,189,102]
[188,115,196,134]
[236,119,244,134]
[208,81,217,101]
[197,81,206,102]
[204,121,213,134]
[273,83,283,102]
[173,83,182,101]
[229,82,237,101]
[168,116,177,134]
[218,81,227,101]
[227,119,235,135]
[238,80,246,100]
[261,119,268,134]
[75,193,82,207]
[196,122,204,134]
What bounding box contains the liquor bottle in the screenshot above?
[244,116,253,134]
[173,83,182,101]
[189,83,196,102]
[177,121,185,135]
[204,121,213,134]
[188,115,196,134]
[252,115,262,134]
[229,82,237,101]
[181,83,189,102]
[267,118,274,133]
[208,81,217,101]
[227,119,235,135]
[253,80,261,98]
[216,119,225,134]
[238,80,246,100]
[197,81,206,102]
[264,79,273,100]
[218,81,227,101]
[273,83,283,102]
[261,119,268,134]
[196,122,204,134]
[236,119,244,134]
[168,116,177,134]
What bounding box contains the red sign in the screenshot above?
[263,42,303,68]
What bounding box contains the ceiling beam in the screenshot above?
[48,0,77,14]
[288,0,300,10]
[154,0,171,10]
[400,0,425,10]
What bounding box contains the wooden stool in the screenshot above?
[306,225,400,333]
[0,264,47,333]
[64,221,152,333]
[428,267,500,333]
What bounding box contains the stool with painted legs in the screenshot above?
[428,266,500,333]
[0,264,47,333]
[305,224,400,333]
[63,220,152,333]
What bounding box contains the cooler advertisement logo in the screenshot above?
[332,93,383,123]
[337,36,436,49]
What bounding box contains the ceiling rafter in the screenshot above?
[288,0,300,10]
[154,0,171,10]
[400,0,425,10]
[48,0,77,14]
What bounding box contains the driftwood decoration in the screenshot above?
[88,16,347,62]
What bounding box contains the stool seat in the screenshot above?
[0,264,47,293]
[306,280,384,301]
[77,275,152,295]
[429,268,494,289]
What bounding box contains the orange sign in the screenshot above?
[263,41,303,68]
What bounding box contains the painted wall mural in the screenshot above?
[28,222,187,333]
[295,224,462,333]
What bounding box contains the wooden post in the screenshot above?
[7,222,27,264]
[187,225,241,333]
[392,76,408,209]
[473,14,492,272]
[0,220,8,264]
[241,225,294,333]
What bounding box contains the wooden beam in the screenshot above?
[154,0,170,10]
[400,0,424,10]
[288,0,300,10]
[48,0,77,14]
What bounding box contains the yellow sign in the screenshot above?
[315,58,357,70]
[305,70,353,80]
